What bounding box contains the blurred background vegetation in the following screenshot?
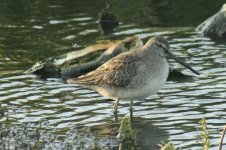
[0,0,225,26]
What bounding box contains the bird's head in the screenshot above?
[145,36,200,75]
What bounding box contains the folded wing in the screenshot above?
[67,51,141,87]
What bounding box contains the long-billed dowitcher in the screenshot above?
[67,36,199,116]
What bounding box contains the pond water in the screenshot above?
[1,1,226,150]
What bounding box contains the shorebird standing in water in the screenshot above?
[67,36,199,118]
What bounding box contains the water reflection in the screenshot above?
[0,1,226,149]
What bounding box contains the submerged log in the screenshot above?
[196,3,226,40]
[25,36,143,79]
[25,41,118,78]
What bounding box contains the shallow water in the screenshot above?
[1,1,226,150]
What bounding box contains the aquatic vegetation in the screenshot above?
[0,109,117,149]
[157,118,226,150]
[0,122,118,150]
[117,116,137,142]
[158,141,178,150]
[218,126,226,150]
[199,118,210,150]
[1,110,225,150]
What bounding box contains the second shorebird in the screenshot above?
[67,36,199,115]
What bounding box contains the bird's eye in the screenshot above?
[156,42,163,48]
[156,42,168,51]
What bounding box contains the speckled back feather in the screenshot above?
[67,51,141,87]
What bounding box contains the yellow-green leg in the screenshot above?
[113,99,120,122]
[113,99,120,113]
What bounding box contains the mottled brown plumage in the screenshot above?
[68,51,141,87]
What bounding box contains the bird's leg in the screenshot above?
[130,100,133,121]
[113,99,120,113]
[113,112,118,122]
[113,99,120,122]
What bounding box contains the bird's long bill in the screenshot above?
[168,52,200,75]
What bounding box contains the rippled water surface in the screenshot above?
[1,1,226,150]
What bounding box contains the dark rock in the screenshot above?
[98,4,119,35]
[196,3,226,40]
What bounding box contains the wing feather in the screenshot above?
[67,51,141,87]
